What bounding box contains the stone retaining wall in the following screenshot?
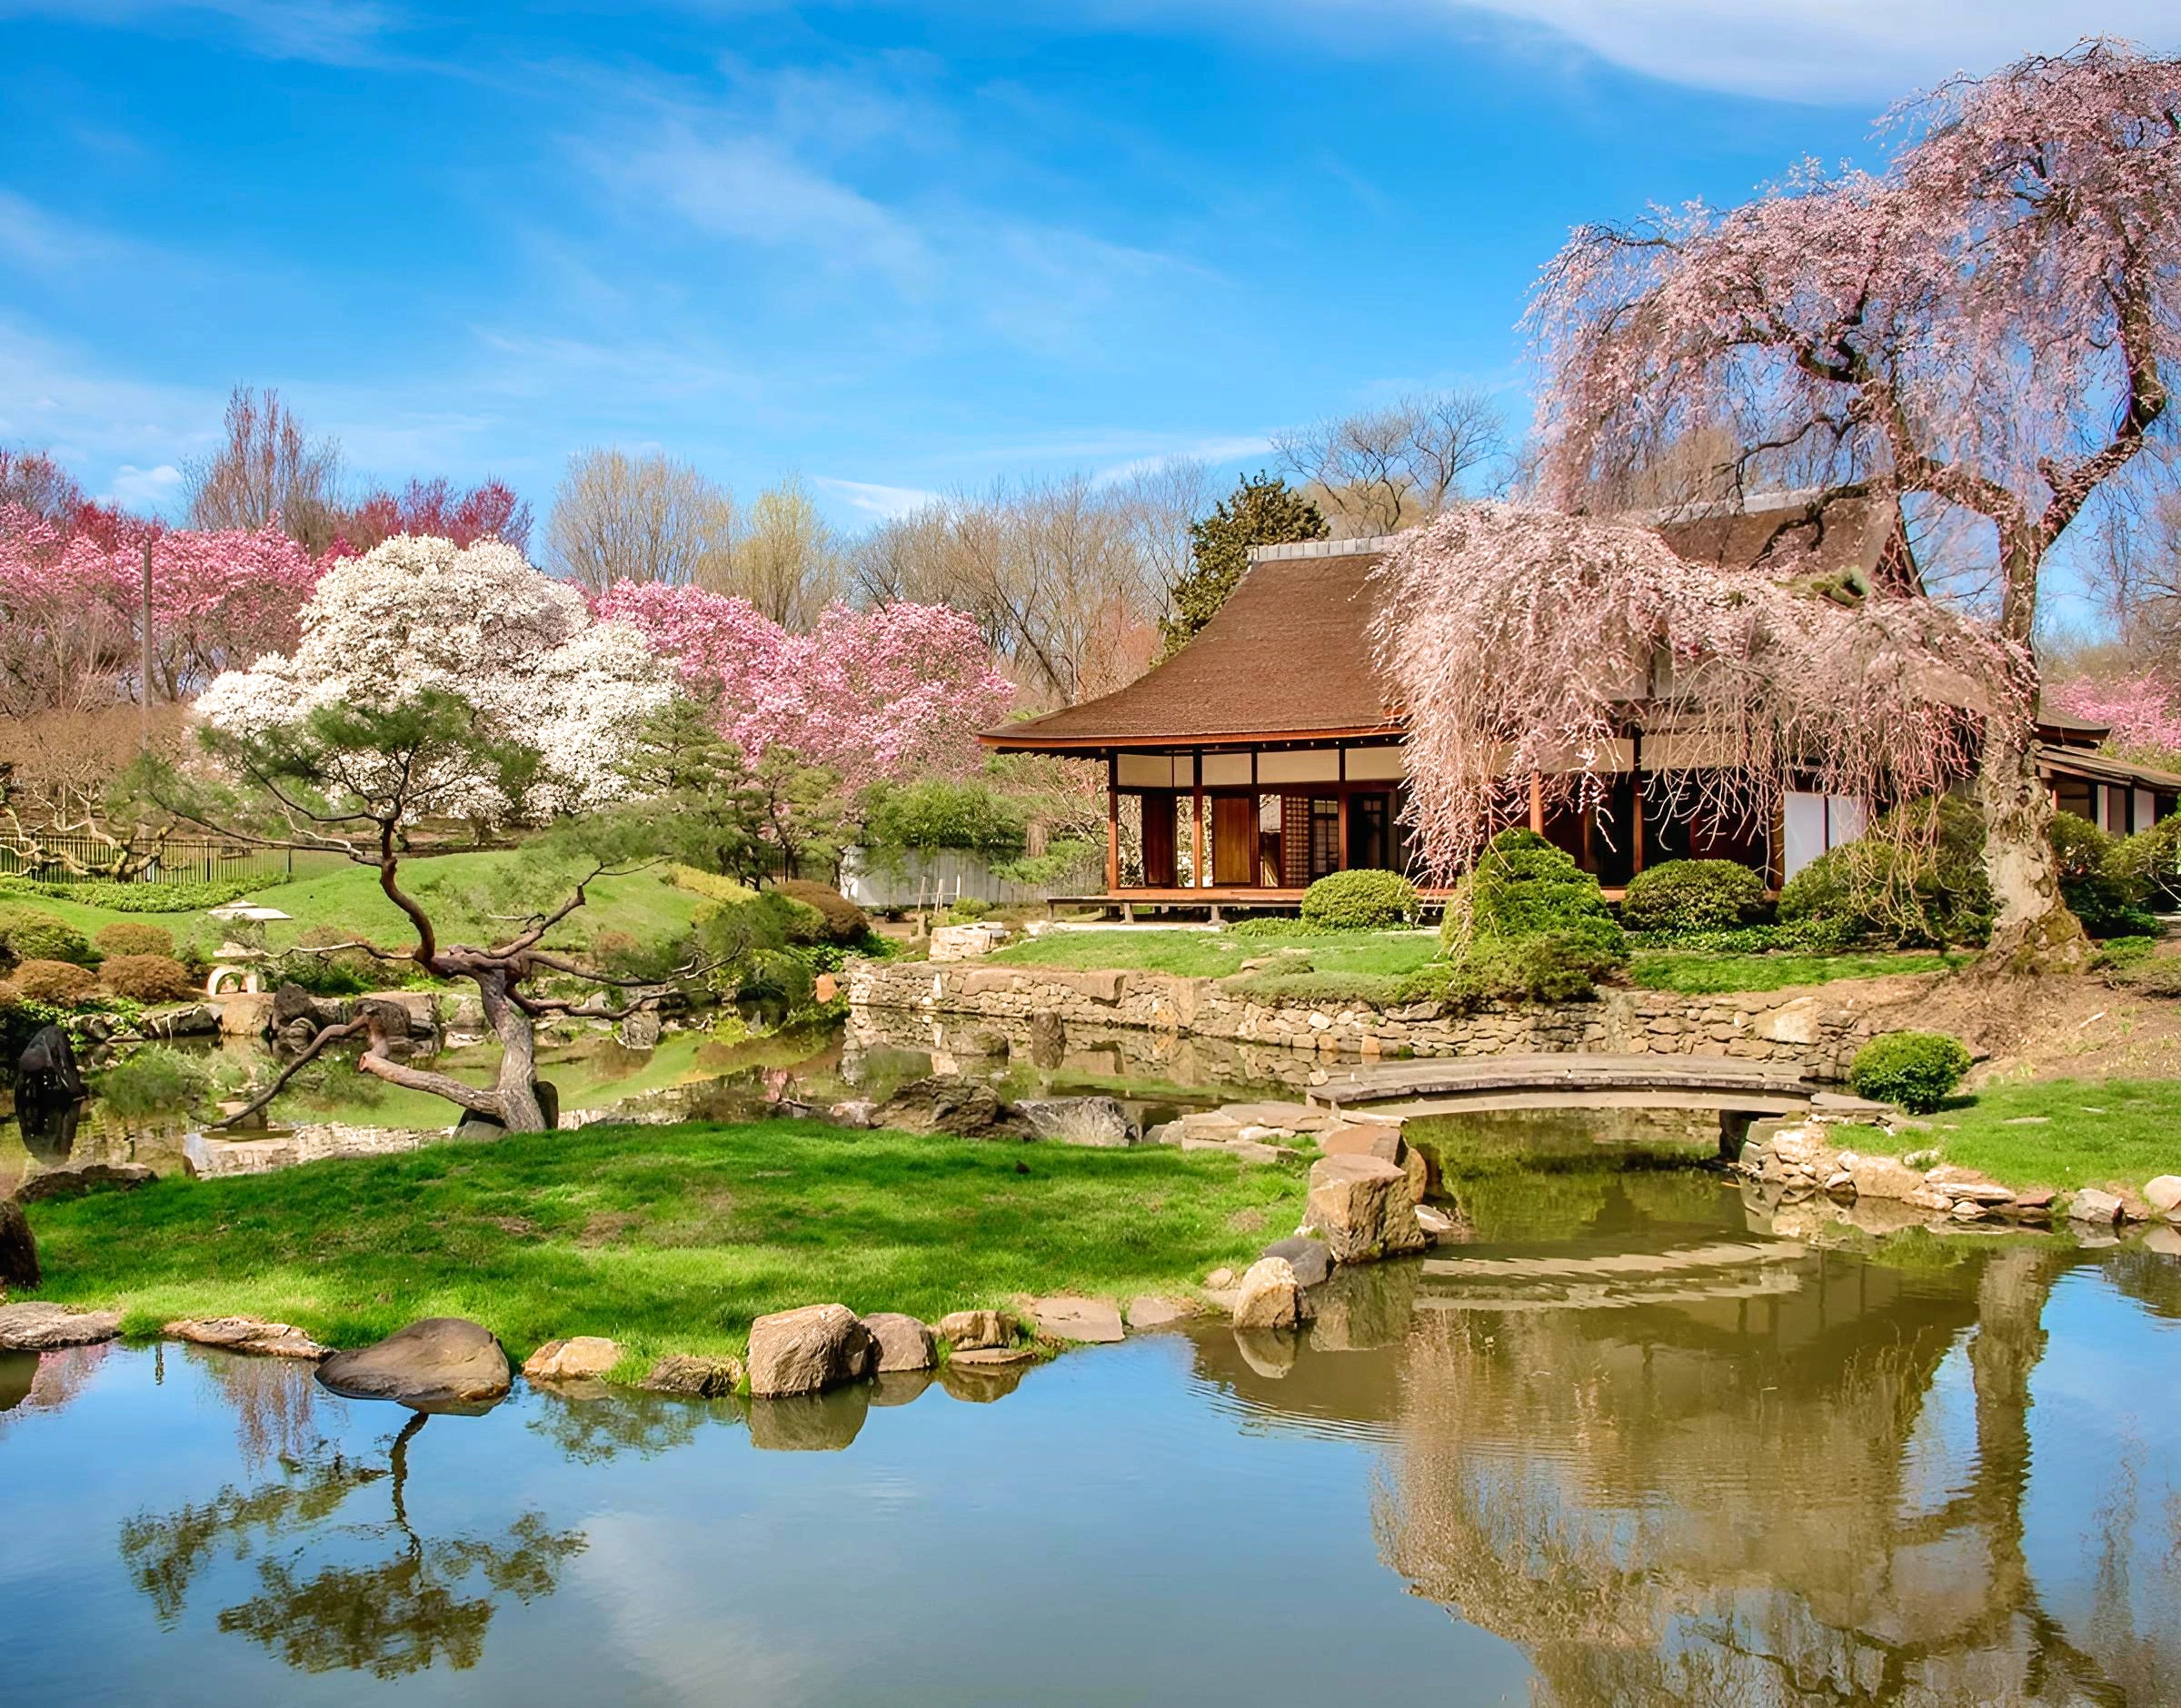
[847,958,1933,1079]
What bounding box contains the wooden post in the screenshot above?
[1190,751,1206,889]
[1335,747,1349,870]
[1630,733,1645,875]
[1105,754,1120,894]
[139,538,154,748]
[1529,774,1545,835]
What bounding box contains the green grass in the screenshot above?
[1855,1077,2181,1193]
[1626,949,1957,994]
[3,851,706,961]
[988,927,1442,982]
[21,1120,1304,1372]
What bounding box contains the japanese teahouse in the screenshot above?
[981,493,2181,915]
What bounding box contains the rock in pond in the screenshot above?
[164,1316,329,1359]
[2068,1187,2126,1226]
[1260,1235,1332,1288]
[523,1336,622,1383]
[1012,1097,1134,1147]
[17,1024,85,1102]
[316,1317,513,1414]
[16,1163,156,1205]
[0,1301,122,1350]
[642,1354,743,1398]
[746,1304,875,1398]
[1027,1296,1124,1344]
[1231,1256,1313,1332]
[1307,1155,1428,1264]
[0,1200,38,1291]
[861,1312,937,1373]
[935,1308,1012,1350]
[1126,1296,1192,1330]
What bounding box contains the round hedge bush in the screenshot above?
[1777,794,1990,948]
[3,915,94,968]
[1620,859,1767,935]
[94,920,175,959]
[1444,829,1622,948]
[772,879,871,946]
[1300,869,1418,930]
[1848,1030,1972,1113]
[99,953,199,1002]
[10,958,98,1005]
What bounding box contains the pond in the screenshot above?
[5,1157,2176,1704]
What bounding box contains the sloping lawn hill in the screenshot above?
[23,1120,1305,1376]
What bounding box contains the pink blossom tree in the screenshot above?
[1525,40,2181,965]
[1375,503,2024,881]
[595,584,1014,789]
[2046,671,2181,768]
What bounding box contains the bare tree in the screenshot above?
[183,386,346,552]
[547,448,735,593]
[1274,387,1509,535]
[2086,440,2181,665]
[727,473,841,628]
[1110,457,1215,627]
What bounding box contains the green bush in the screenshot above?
[2109,813,2181,909]
[1300,869,1418,930]
[666,865,759,905]
[1445,829,1623,950]
[2048,810,2158,938]
[94,920,176,958]
[861,780,1028,860]
[3,914,94,967]
[0,875,254,913]
[1622,919,1854,954]
[98,954,199,1002]
[772,879,871,947]
[1849,1030,1972,1113]
[10,958,98,1005]
[95,1044,212,1118]
[945,896,994,922]
[269,928,404,998]
[1620,859,1768,935]
[1777,795,1991,948]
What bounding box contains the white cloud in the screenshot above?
[1330,1,2181,103]
[104,463,184,511]
[813,476,940,519]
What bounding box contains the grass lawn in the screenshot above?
[5,851,706,960]
[22,1120,1305,1375]
[989,928,1442,981]
[1626,949,1959,994]
[1852,1077,2181,1194]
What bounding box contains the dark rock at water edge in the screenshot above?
[17,1025,85,1102]
[1260,1235,1332,1288]
[641,1354,744,1398]
[0,1200,39,1291]
[17,1163,156,1205]
[873,1075,1020,1139]
[315,1316,513,1414]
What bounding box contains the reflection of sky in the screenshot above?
[2025,1267,2181,1675]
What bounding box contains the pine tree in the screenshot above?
[1160,472,1329,655]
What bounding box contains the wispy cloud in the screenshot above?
[0,0,402,65]
[814,475,941,519]
[104,462,184,511]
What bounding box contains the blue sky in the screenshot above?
[1,1,2174,531]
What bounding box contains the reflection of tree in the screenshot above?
[120,1412,584,1679]
[525,1384,702,1464]
[1374,1245,2166,1705]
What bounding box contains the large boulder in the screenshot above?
[0,1200,38,1291]
[2068,1187,2126,1226]
[164,1316,329,1359]
[17,1163,157,1204]
[935,1308,1012,1350]
[17,1025,84,1102]
[874,1076,1018,1139]
[315,1317,513,1413]
[1320,1120,1430,1202]
[0,1301,121,1350]
[641,1354,743,1397]
[1845,1153,1927,1201]
[1231,1257,1313,1331]
[523,1336,622,1383]
[746,1304,875,1398]
[1260,1235,1332,1288]
[1307,1154,1428,1264]
[1012,1097,1134,1147]
[2145,1175,2181,1217]
[861,1312,938,1373]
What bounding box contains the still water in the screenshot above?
[5,1165,2176,1704]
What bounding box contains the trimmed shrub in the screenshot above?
[3,915,94,968]
[1777,795,1991,948]
[1445,829,1623,951]
[99,954,199,1002]
[1620,859,1767,936]
[0,875,254,913]
[95,1045,212,1118]
[667,864,758,905]
[1849,1030,1972,1113]
[94,920,176,958]
[945,896,994,922]
[2109,813,2181,909]
[11,958,98,1005]
[1300,869,1418,930]
[772,879,871,947]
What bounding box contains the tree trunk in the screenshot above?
[1976,708,2088,972]
[477,968,547,1133]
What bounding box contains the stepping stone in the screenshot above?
[164,1316,330,1360]
[948,1345,1035,1366]
[1126,1296,1192,1330]
[0,1302,122,1351]
[1028,1296,1123,1344]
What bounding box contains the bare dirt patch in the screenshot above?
[578,1211,642,1248]
[1860,969,2181,1085]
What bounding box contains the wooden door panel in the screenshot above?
[1211,795,1256,887]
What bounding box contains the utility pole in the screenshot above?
[139,537,154,748]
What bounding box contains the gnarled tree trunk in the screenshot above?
[1976,712,2088,972]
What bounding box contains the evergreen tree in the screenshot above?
[1160,472,1328,655]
